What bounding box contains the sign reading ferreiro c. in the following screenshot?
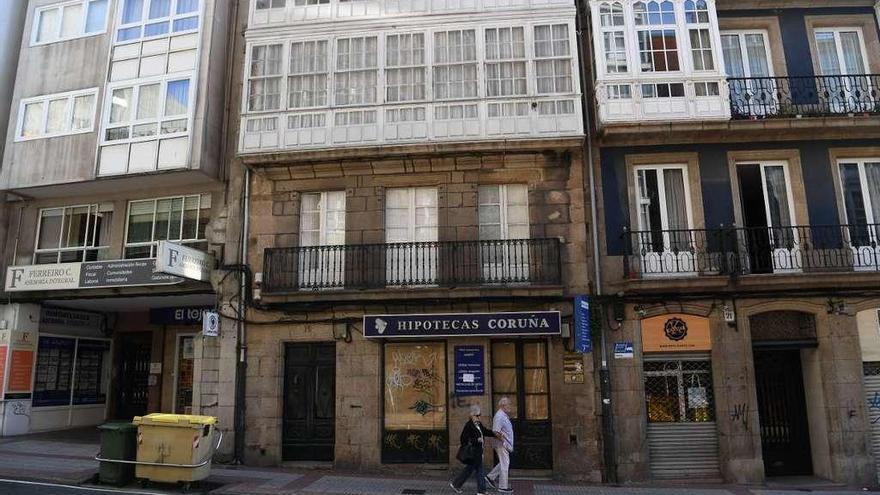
[363,311,561,338]
[5,259,183,292]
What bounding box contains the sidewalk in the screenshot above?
[0,428,875,495]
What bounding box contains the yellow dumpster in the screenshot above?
[133,413,219,486]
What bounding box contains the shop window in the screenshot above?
[124,193,211,258]
[34,204,113,264]
[644,359,715,423]
[382,342,448,463]
[34,337,110,407]
[174,335,194,414]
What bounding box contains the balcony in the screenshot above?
[262,238,562,293]
[623,224,880,279]
[728,75,880,120]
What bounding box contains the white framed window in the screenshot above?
[103,77,191,142]
[534,24,573,94]
[839,159,880,226]
[32,0,108,45]
[641,82,684,98]
[17,88,98,141]
[300,191,346,246]
[433,29,478,100]
[385,187,438,285]
[814,27,869,76]
[634,164,693,235]
[385,33,426,103]
[485,27,527,97]
[288,40,329,109]
[34,204,113,264]
[598,1,627,74]
[686,0,714,71]
[256,0,286,8]
[124,193,211,259]
[248,43,284,112]
[298,191,346,288]
[116,0,200,44]
[335,36,378,106]
[479,184,529,240]
[634,0,681,72]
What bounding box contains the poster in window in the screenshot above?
[31,337,75,406]
[383,342,448,463]
[73,339,110,405]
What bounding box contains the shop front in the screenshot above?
[640,313,720,480]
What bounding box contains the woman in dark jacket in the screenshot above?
[449,404,499,495]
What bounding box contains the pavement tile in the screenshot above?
[301,475,459,495]
[534,486,734,495]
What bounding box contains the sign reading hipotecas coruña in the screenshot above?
[363,311,561,338]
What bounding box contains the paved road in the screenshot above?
[0,479,176,494]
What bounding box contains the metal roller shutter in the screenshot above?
[863,363,880,483]
[647,422,721,479]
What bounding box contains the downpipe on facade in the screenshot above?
[233,166,251,464]
[574,0,616,483]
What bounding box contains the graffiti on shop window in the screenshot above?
[427,433,446,453]
[384,432,403,450]
[868,391,880,424]
[410,399,440,416]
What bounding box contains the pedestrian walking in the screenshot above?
[486,397,514,493]
[449,404,500,495]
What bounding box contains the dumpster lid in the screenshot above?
[98,421,137,431]
[133,413,218,426]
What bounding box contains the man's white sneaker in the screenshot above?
[484,476,497,489]
[498,488,514,494]
[448,482,463,494]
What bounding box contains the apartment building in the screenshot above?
[586,0,880,484]
[0,0,234,448]
[225,0,597,478]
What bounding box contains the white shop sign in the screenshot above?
[155,241,214,282]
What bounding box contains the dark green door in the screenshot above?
[283,343,336,461]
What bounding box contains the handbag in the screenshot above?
[456,442,479,464]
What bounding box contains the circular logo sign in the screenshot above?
[664,317,688,342]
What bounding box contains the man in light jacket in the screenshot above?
[486,397,514,493]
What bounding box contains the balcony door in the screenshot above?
[385,187,438,286]
[737,162,800,274]
[299,191,346,288]
[479,184,530,283]
[839,160,880,270]
[814,28,872,113]
[721,31,776,117]
[634,165,696,276]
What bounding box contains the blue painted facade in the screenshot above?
[602,140,880,255]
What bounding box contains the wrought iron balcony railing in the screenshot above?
[623,224,880,278]
[727,75,880,119]
[263,238,562,293]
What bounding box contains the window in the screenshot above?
[385,33,426,103]
[839,159,880,249]
[256,0,286,8]
[382,342,448,463]
[814,28,868,76]
[335,36,378,105]
[634,165,692,256]
[17,89,98,140]
[34,204,113,264]
[492,341,550,421]
[722,31,774,116]
[479,184,529,240]
[299,191,345,288]
[641,82,684,98]
[644,359,715,423]
[480,184,530,281]
[385,187,438,285]
[599,2,627,74]
[124,193,211,258]
[104,78,191,142]
[534,24,573,94]
[634,1,680,72]
[33,0,108,45]
[34,337,110,408]
[248,44,283,111]
[116,0,200,43]
[685,1,713,71]
[485,27,527,97]
[433,30,478,100]
[289,40,329,108]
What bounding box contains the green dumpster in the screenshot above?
[97,422,137,486]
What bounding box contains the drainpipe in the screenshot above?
[233,166,250,464]
[574,0,615,483]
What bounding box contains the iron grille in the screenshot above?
[644,360,715,423]
[728,74,880,119]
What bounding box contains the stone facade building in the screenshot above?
[221,0,601,480]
